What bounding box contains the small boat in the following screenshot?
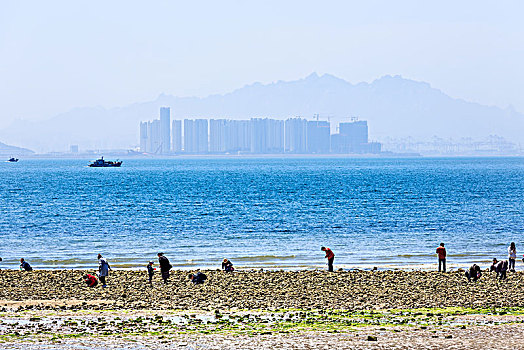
[7,158,19,162]
[88,157,122,167]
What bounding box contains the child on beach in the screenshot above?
[508,242,517,272]
[436,243,446,272]
[147,261,155,284]
[84,274,98,287]
[222,259,234,272]
[19,258,32,271]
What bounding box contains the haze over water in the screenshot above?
[1,157,523,271]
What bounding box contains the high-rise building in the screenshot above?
[332,120,381,154]
[250,118,284,154]
[338,120,369,153]
[172,120,182,152]
[149,120,162,154]
[184,119,208,153]
[285,118,307,153]
[139,107,172,154]
[159,107,171,154]
[140,122,149,152]
[225,120,251,153]
[209,119,226,153]
[339,120,368,143]
[306,121,330,153]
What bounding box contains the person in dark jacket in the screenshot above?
[157,253,172,284]
[465,264,482,282]
[84,274,98,287]
[321,247,335,272]
[490,258,508,280]
[222,258,234,272]
[20,258,32,271]
[147,261,155,285]
[188,272,207,284]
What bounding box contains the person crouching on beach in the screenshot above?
[436,243,446,272]
[20,258,33,271]
[97,254,111,288]
[158,253,172,284]
[147,261,155,285]
[188,272,207,284]
[222,258,234,272]
[84,274,98,287]
[321,247,335,272]
[465,264,482,282]
[490,258,508,280]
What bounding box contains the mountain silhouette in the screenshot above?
[0,141,34,156]
[1,73,523,152]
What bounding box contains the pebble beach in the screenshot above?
[1,269,524,349]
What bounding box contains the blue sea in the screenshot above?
[1,157,523,271]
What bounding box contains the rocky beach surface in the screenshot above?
[1,269,524,349]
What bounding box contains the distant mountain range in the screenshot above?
[0,141,34,156]
[1,73,523,152]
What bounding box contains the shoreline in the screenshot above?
[0,260,514,271]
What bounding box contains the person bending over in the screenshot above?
[222,259,234,272]
[321,247,335,272]
[158,253,172,285]
[84,274,98,287]
[465,264,482,282]
[188,272,207,285]
[20,258,33,271]
[490,258,508,280]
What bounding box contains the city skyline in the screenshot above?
[139,108,380,155]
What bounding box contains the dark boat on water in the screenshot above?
[7,158,19,162]
[89,157,122,167]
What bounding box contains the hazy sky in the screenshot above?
[1,0,523,128]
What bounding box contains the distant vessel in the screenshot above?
[7,158,19,162]
[88,157,122,167]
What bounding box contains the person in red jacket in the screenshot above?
[321,247,335,272]
[84,274,98,287]
[436,243,446,272]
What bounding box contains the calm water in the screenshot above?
[1,157,523,270]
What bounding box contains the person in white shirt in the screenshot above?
[508,242,517,272]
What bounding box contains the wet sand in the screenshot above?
[1,269,524,349]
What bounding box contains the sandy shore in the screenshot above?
[1,269,524,349]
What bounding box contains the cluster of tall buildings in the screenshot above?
[140,108,381,155]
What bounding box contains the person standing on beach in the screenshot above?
[147,261,155,285]
[19,258,33,271]
[508,242,517,272]
[97,254,111,288]
[321,247,335,272]
[436,243,446,272]
[158,253,172,284]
